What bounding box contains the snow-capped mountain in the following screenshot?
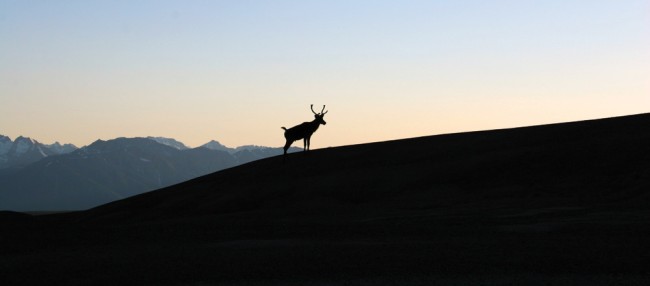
[201,140,232,153]
[12,136,43,155]
[0,135,78,169]
[46,142,78,154]
[200,141,291,155]
[0,136,301,211]
[235,145,271,152]
[147,137,190,150]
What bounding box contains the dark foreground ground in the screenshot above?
[2,113,650,285]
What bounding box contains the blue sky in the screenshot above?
[1,0,649,148]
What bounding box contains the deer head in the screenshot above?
[311,104,328,125]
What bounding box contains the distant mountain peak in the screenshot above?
[147,137,190,150]
[14,135,35,143]
[12,136,38,155]
[201,140,232,153]
[0,135,12,155]
[235,145,271,152]
[46,142,78,154]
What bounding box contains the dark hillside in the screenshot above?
[2,113,650,285]
[86,113,650,221]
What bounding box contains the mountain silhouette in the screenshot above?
[0,137,300,211]
[2,113,649,285]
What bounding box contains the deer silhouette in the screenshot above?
[282,104,328,156]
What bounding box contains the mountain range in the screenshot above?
[0,135,299,211]
[0,135,77,169]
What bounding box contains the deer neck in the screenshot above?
[309,119,321,131]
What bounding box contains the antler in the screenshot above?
[311,104,327,115]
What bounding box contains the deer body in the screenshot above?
[282,105,328,156]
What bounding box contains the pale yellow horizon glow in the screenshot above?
[1,1,649,149]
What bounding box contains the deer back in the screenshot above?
[285,121,319,140]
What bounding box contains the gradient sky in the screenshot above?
[1,1,649,149]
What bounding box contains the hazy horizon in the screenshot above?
[2,1,649,149]
[2,112,650,150]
